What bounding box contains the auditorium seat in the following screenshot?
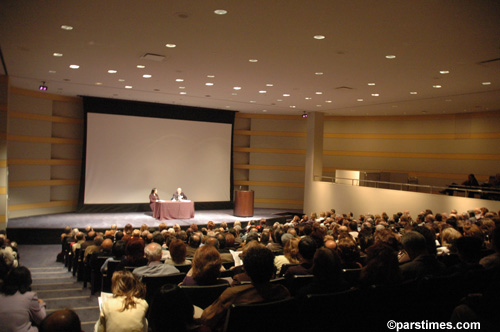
[173,263,192,273]
[223,297,299,332]
[180,283,229,309]
[142,273,186,304]
[285,274,314,296]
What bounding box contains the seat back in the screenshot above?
[173,263,192,273]
[223,297,298,332]
[180,283,229,309]
[342,268,362,286]
[142,273,186,304]
[278,263,298,277]
[286,274,314,295]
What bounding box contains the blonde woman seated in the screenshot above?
[95,270,148,332]
[274,237,300,275]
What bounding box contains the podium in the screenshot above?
[234,190,254,217]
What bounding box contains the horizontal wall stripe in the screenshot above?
[9,111,83,124]
[235,113,302,120]
[10,87,81,103]
[234,130,500,140]
[9,200,77,211]
[323,150,500,161]
[234,147,305,154]
[234,164,305,172]
[0,187,6,194]
[324,110,500,122]
[7,134,83,145]
[0,160,6,167]
[234,130,306,137]
[9,179,80,188]
[323,132,500,140]
[8,159,81,165]
[234,180,304,188]
[255,198,303,205]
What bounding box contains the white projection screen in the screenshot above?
[84,112,232,204]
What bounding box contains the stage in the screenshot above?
[6,208,302,244]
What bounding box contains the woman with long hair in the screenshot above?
[181,245,227,286]
[95,270,148,332]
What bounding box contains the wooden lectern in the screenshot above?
[234,190,254,217]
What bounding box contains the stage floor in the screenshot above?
[7,208,301,230]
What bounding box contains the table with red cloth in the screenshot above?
[153,201,195,220]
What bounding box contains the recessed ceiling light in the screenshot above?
[445,99,452,102]
[180,92,187,95]
[69,64,79,69]
[410,91,418,95]
[250,101,256,103]
[482,82,491,85]
[325,100,332,103]
[176,79,184,82]
[439,70,450,74]
[283,93,290,97]
[371,93,379,96]
[207,75,215,78]
[179,86,185,89]
[214,9,227,15]
[433,85,442,88]
[385,55,396,59]
[165,44,176,48]
[233,87,241,90]
[108,70,117,74]
[266,84,274,87]
[316,105,322,107]
[95,82,103,85]
[249,59,258,63]
[368,83,376,86]
[315,92,323,95]
[315,72,324,75]
[137,65,145,69]
[357,99,364,102]
[290,105,296,108]
[60,25,73,31]
[53,53,63,57]
[232,93,238,96]
[305,97,312,100]
[206,82,214,86]
[125,86,132,89]
[143,74,152,78]
[277,99,283,102]
[314,35,326,40]
[118,79,125,82]
[259,90,266,94]
[48,70,56,74]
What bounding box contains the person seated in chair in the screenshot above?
[132,243,179,281]
[200,244,290,330]
[172,187,188,201]
[399,231,445,280]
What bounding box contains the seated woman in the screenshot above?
[200,245,290,330]
[117,239,148,270]
[0,266,46,332]
[95,270,148,332]
[274,237,300,275]
[181,245,228,286]
[149,188,159,211]
[164,239,191,266]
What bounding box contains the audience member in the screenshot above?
[95,270,148,332]
[0,266,46,332]
[40,309,82,332]
[181,245,228,286]
[400,231,445,280]
[165,239,191,265]
[132,243,179,280]
[284,236,316,278]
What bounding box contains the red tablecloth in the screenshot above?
[153,201,195,220]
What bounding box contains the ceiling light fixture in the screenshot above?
[439,70,450,74]
[314,35,325,40]
[283,93,290,97]
[165,44,176,48]
[206,82,214,86]
[433,85,442,88]
[410,91,418,95]
[315,72,324,75]
[53,53,63,57]
[60,25,73,31]
[249,59,258,63]
[266,84,274,87]
[39,81,48,91]
[233,86,241,90]
[108,70,117,73]
[357,99,364,102]
[385,55,396,59]
[207,75,215,78]
[259,90,266,94]
[180,92,187,95]
[371,93,379,96]
[143,74,152,78]
[315,91,323,95]
[214,9,228,15]
[482,82,491,85]
[325,100,332,103]
[302,111,308,118]
[125,85,132,89]
[368,83,375,86]
[69,64,79,69]
[137,65,145,69]
[176,79,184,82]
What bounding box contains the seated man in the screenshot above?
[284,236,316,278]
[172,187,188,201]
[400,231,445,280]
[200,244,290,330]
[132,242,179,281]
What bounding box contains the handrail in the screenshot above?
[313,175,500,197]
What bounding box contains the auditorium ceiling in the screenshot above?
[1,0,499,116]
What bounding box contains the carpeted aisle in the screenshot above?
[19,245,100,332]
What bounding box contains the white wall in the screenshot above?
[305,181,500,218]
